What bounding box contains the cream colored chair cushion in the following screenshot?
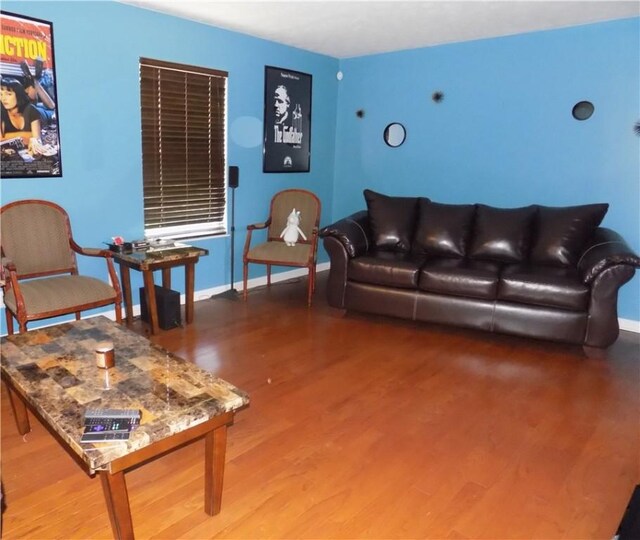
[246,242,312,266]
[3,276,118,316]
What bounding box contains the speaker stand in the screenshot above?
[212,184,239,300]
[214,288,239,300]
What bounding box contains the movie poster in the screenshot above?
[263,66,311,173]
[0,11,62,178]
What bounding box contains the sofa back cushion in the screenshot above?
[412,200,476,258]
[364,189,420,252]
[468,204,537,263]
[530,203,608,267]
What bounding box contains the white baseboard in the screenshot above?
[99,265,640,334]
[94,262,331,320]
[95,301,640,334]
[193,262,330,301]
[4,262,638,337]
[619,318,640,333]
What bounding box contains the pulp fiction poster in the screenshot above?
[0,11,62,178]
[263,66,311,173]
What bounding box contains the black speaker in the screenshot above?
[229,166,239,188]
[139,286,181,330]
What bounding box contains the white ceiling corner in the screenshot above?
[119,1,640,58]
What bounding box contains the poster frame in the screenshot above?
[262,65,312,173]
[1,10,63,178]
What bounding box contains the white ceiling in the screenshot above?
[120,1,640,59]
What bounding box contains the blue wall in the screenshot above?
[1,1,339,330]
[1,4,638,324]
[334,18,640,321]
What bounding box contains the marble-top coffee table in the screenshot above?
[1,316,249,539]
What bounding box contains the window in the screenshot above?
[140,57,227,239]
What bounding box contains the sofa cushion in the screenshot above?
[418,258,502,300]
[364,189,420,253]
[412,200,476,258]
[498,264,589,311]
[530,204,609,267]
[349,252,426,289]
[468,204,537,263]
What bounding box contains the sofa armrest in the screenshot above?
[578,228,640,284]
[319,211,370,309]
[319,210,371,258]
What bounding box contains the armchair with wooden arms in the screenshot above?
[1,199,122,334]
[243,189,321,306]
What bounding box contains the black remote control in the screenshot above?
[84,408,141,420]
[81,431,130,443]
[80,409,141,444]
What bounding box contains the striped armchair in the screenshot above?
[1,200,122,334]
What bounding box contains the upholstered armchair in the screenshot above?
[1,199,122,334]
[243,189,321,306]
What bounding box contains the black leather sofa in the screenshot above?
[320,190,640,349]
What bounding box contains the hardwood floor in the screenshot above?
[2,271,639,539]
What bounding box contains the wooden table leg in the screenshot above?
[142,270,159,335]
[4,380,30,435]
[204,424,228,515]
[100,471,135,540]
[185,262,195,325]
[162,268,171,290]
[119,264,134,325]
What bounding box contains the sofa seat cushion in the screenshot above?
[418,258,502,299]
[498,264,589,311]
[348,252,426,289]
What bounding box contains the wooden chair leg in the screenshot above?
[114,302,122,323]
[307,267,313,306]
[5,310,14,335]
[267,265,271,287]
[18,319,27,334]
[75,312,81,321]
[243,262,248,301]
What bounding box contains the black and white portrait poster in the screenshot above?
[263,66,311,173]
[0,11,62,178]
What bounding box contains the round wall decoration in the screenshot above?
[383,123,406,147]
[572,101,594,121]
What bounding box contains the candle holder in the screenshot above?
[95,341,115,389]
[95,341,114,368]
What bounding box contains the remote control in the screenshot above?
[85,417,134,432]
[81,431,130,443]
[80,409,141,444]
[84,408,141,420]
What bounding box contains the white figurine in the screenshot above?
[280,208,307,246]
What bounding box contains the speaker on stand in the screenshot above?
[213,166,240,300]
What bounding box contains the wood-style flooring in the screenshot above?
[2,271,639,539]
